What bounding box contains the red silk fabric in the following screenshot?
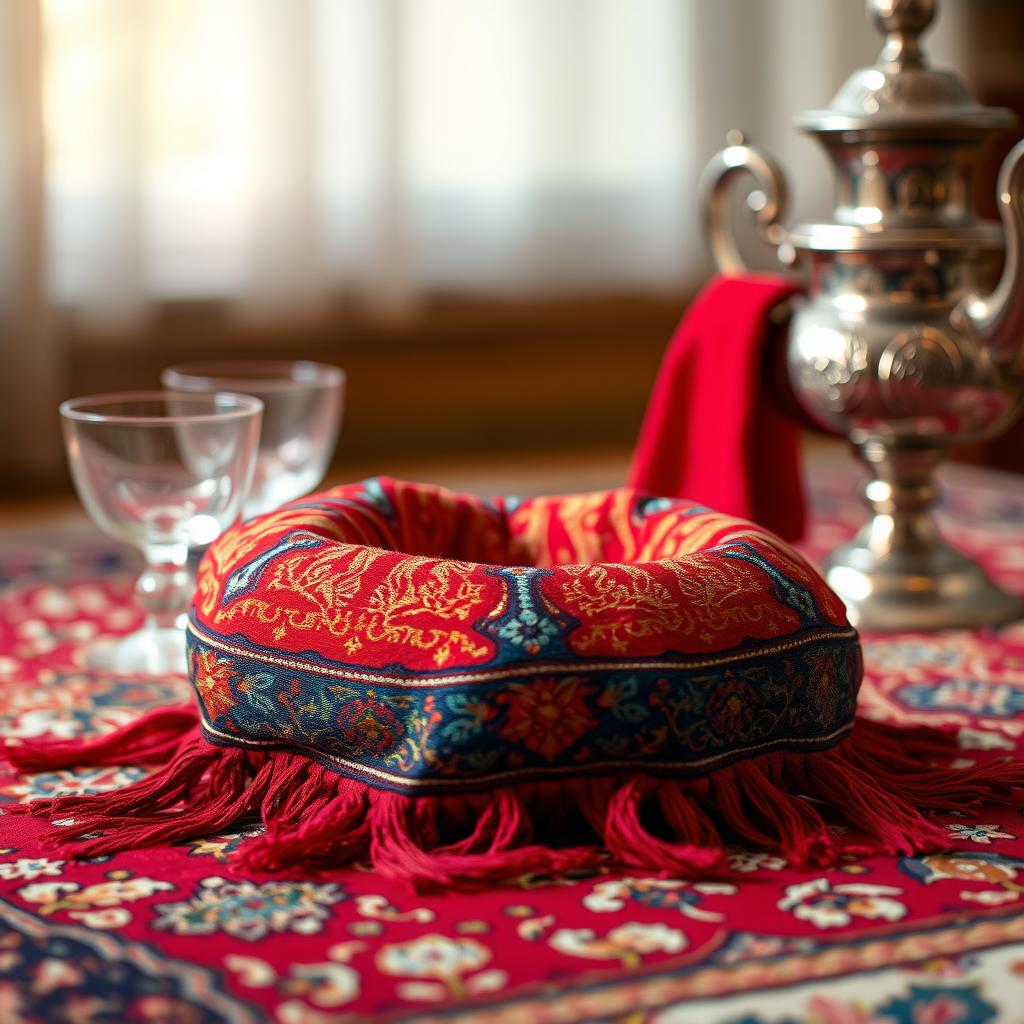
[628,274,805,541]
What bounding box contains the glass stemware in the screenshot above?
[161,361,344,517]
[60,391,262,675]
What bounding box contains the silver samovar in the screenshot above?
[700,0,1024,631]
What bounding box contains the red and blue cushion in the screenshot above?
[188,477,860,791]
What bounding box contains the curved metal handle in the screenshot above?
[954,138,1024,374]
[698,131,795,274]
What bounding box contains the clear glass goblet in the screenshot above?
[160,361,344,517]
[60,391,263,675]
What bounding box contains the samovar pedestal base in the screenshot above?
[823,441,1024,632]
[824,539,1022,632]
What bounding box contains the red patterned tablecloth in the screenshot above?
[3,465,1024,1024]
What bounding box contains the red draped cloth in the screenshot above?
[628,274,804,541]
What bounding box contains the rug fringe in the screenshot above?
[3,704,197,772]
[6,710,1023,891]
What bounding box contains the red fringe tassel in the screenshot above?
[3,705,197,772]
[6,709,1024,891]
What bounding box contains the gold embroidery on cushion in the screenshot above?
[197,507,362,617]
[213,547,492,668]
[559,564,683,654]
[369,556,482,623]
[558,554,797,655]
[213,544,382,636]
[726,531,848,622]
[662,556,795,636]
[364,557,491,667]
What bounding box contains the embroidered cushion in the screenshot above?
[187,477,860,789]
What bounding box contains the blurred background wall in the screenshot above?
[1,0,1019,498]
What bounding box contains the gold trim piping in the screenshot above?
[198,719,854,788]
[187,620,857,689]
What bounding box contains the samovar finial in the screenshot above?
[699,0,1024,631]
[869,0,934,68]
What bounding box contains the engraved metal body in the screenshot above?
[701,0,1024,630]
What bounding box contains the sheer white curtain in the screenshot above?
[0,0,61,485]
[42,0,962,325]
[2,0,970,483]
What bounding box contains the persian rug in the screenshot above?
[1,460,1024,1022]
[8,477,1019,891]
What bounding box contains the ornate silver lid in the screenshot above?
[795,0,1014,136]
[700,0,1024,262]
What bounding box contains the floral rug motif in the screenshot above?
[3,464,1024,1022]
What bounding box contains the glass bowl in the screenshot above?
[161,361,344,517]
[60,390,262,674]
